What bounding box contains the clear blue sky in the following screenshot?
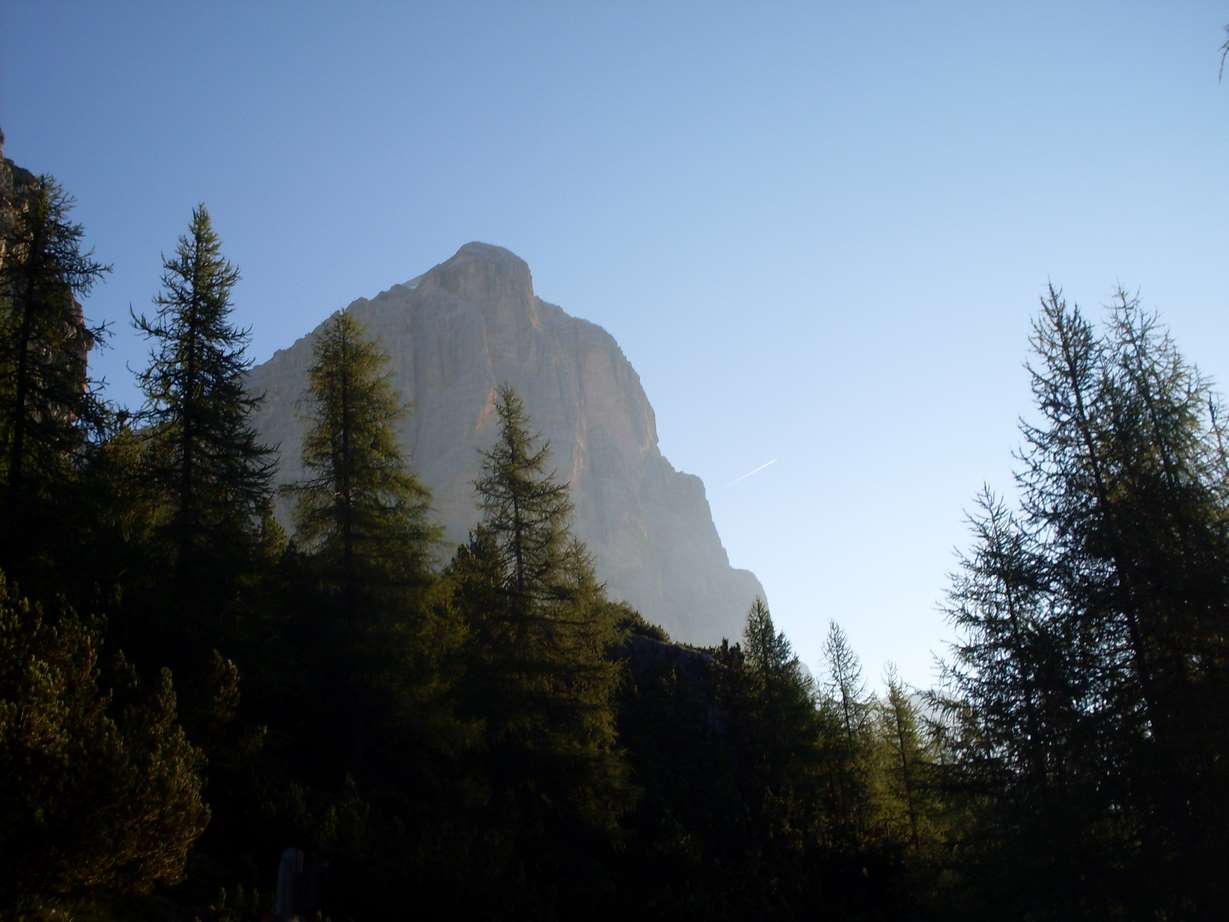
[4,1,1227,689]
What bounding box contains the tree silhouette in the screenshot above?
[290,308,436,622]
[0,176,109,574]
[133,204,274,596]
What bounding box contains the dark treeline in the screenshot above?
[2,153,1228,921]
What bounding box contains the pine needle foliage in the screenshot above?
[0,570,208,916]
[876,664,936,855]
[0,176,109,570]
[935,286,1229,918]
[733,599,822,909]
[468,389,621,763]
[132,204,274,585]
[817,620,878,850]
[290,309,437,617]
[473,385,575,605]
[454,385,629,908]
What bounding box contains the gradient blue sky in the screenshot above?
[4,1,1227,689]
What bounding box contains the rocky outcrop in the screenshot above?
[0,130,37,271]
[247,242,764,644]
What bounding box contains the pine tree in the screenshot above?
[877,664,934,855]
[938,286,1229,917]
[1022,288,1229,914]
[473,385,575,605]
[817,620,877,850]
[729,599,822,912]
[279,312,475,915]
[871,664,950,916]
[0,176,109,573]
[286,308,469,814]
[0,570,208,916]
[741,600,821,792]
[290,309,437,621]
[454,384,628,910]
[933,488,1090,834]
[132,204,274,592]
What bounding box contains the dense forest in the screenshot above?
[2,142,1228,922]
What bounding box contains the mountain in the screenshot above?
[247,242,764,644]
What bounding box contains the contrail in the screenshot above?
[725,458,777,488]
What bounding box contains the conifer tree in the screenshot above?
[1021,288,1229,913]
[933,488,1088,831]
[133,204,274,593]
[817,620,877,849]
[290,309,437,620]
[0,571,208,915]
[877,664,933,854]
[0,176,109,572]
[455,385,628,908]
[468,388,622,767]
[822,621,872,747]
[741,599,821,789]
[938,286,1229,917]
[732,599,822,908]
[286,308,469,813]
[473,385,575,605]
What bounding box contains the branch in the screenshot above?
[1221,23,1229,82]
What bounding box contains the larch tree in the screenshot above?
[454,384,628,908]
[1020,288,1229,915]
[288,308,465,801]
[290,308,437,620]
[733,599,822,909]
[817,620,877,850]
[473,384,575,606]
[0,176,109,573]
[822,621,872,753]
[877,663,933,855]
[132,204,274,593]
[937,286,1229,918]
[741,599,822,796]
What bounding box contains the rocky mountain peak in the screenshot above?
[247,244,765,644]
[417,241,535,306]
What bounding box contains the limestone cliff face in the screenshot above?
[247,242,764,644]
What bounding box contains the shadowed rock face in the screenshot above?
[247,242,764,644]
[0,132,38,271]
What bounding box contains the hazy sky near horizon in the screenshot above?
[4,1,1227,687]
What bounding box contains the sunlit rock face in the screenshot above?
[247,242,764,644]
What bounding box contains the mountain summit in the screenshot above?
[248,243,764,643]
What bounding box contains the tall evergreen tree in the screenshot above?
[876,664,935,855]
[453,384,628,914]
[0,176,109,574]
[817,621,877,851]
[290,308,437,621]
[132,204,274,593]
[729,599,822,913]
[741,600,822,803]
[278,310,474,917]
[933,487,1100,919]
[1022,287,1229,914]
[472,385,575,605]
[937,286,1229,918]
